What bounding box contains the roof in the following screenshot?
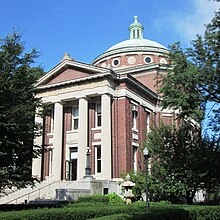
[106,38,166,52]
[93,16,167,65]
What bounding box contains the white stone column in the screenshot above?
[101,94,112,179]
[52,102,63,180]
[32,108,43,179]
[77,97,88,180]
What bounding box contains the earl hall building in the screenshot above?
[32,16,174,192]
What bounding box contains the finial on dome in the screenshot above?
[129,16,144,40]
[134,15,138,23]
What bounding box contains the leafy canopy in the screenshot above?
[160,9,220,137]
[0,32,44,192]
[146,123,220,204]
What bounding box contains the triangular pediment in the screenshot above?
[35,58,108,87]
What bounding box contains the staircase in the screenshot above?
[0,178,120,204]
[0,179,68,204]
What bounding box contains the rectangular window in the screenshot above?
[96,103,101,127]
[146,112,150,133]
[72,106,79,130]
[96,145,101,173]
[70,147,78,160]
[132,106,138,129]
[137,30,140,38]
[133,146,137,173]
[49,108,54,133]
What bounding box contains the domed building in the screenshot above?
[93,16,169,93]
[31,16,174,200]
[94,16,167,69]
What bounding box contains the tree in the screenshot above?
[146,122,220,204]
[160,9,220,138]
[0,32,44,192]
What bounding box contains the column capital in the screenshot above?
[79,96,88,101]
[53,100,65,105]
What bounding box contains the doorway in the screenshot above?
[70,159,77,181]
[68,147,78,181]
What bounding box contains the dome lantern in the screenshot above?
[129,16,144,40]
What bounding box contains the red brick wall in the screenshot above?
[42,113,53,179]
[112,97,133,177]
[96,54,168,69]
[135,71,159,93]
[137,105,147,172]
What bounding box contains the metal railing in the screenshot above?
[6,178,60,204]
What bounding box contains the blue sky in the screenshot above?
[1,0,219,72]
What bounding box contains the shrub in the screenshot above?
[0,202,220,220]
[151,200,172,205]
[184,206,220,220]
[105,193,124,204]
[76,194,109,203]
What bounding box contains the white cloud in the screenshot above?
[157,0,219,44]
[179,0,219,39]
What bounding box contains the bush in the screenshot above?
[0,202,220,220]
[92,206,220,220]
[76,193,124,205]
[76,194,109,203]
[0,205,141,220]
[184,206,220,220]
[105,193,124,204]
[151,200,172,205]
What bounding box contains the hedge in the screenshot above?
[92,205,220,220]
[0,203,220,220]
[0,205,141,220]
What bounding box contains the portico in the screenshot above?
[32,63,115,181]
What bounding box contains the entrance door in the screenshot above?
[69,147,78,181]
[70,159,77,181]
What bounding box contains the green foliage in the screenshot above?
[77,194,109,203]
[105,193,124,204]
[160,9,220,137]
[0,32,44,192]
[160,42,204,122]
[150,200,172,205]
[123,172,146,198]
[146,122,220,204]
[0,203,220,220]
[0,204,141,220]
[76,193,124,205]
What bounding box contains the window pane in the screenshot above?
[132,110,137,129]
[73,107,78,117]
[97,160,101,173]
[97,104,101,113]
[74,119,78,130]
[97,146,101,159]
[96,146,101,173]
[97,115,101,127]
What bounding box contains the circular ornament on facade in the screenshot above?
[159,58,167,64]
[112,58,120,67]
[101,62,107,67]
[127,56,136,65]
[144,56,153,64]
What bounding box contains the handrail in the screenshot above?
[6,178,60,204]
